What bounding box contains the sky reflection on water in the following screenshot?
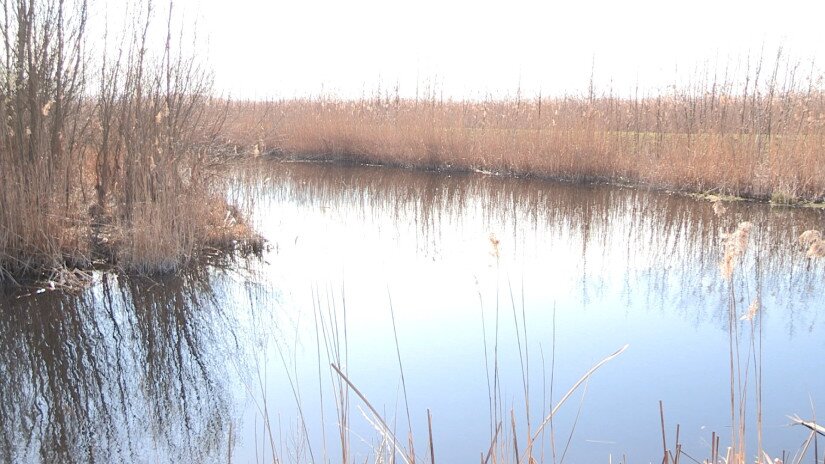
[235,162,825,463]
[2,161,824,463]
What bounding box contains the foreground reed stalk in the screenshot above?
[256,272,629,464]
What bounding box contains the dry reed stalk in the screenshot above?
[314,285,351,464]
[330,363,413,464]
[511,408,520,463]
[714,220,774,464]
[660,401,669,464]
[482,422,503,464]
[387,289,415,463]
[789,415,825,437]
[427,409,435,464]
[521,344,629,463]
[507,278,532,462]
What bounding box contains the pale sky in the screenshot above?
[189,0,824,99]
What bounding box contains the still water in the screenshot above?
[2,161,824,463]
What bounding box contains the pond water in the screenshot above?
[2,161,824,463]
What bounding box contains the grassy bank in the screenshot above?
[0,0,260,285]
[222,54,825,204]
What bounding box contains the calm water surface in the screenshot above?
[2,161,824,463]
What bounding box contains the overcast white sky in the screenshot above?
[186,0,825,99]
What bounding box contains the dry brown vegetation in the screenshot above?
[0,0,259,284]
[3,1,822,287]
[222,53,825,205]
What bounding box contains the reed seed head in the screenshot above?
[799,230,822,247]
[739,298,760,321]
[720,221,752,281]
[807,239,825,259]
[41,100,54,116]
[489,233,500,259]
[712,200,727,217]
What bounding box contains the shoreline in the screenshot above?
[263,153,825,209]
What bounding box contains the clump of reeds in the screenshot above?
[690,219,825,464]
[0,0,91,281]
[248,233,630,464]
[0,0,260,285]
[715,220,762,464]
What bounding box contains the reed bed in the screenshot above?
[0,0,260,285]
[222,54,825,204]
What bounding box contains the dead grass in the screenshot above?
[220,52,825,204]
[0,0,261,285]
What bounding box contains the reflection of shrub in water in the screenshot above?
[0,269,237,462]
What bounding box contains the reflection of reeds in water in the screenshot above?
[0,269,238,462]
[240,161,825,328]
[240,161,825,463]
[659,211,825,464]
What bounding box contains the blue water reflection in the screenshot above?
[2,160,824,463]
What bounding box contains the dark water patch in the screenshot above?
[0,269,245,463]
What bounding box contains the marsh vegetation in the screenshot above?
[1,0,822,286]
[2,160,825,462]
[2,2,825,464]
[223,52,825,205]
[0,0,259,285]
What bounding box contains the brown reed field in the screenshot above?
[0,0,259,285]
[221,53,825,206]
